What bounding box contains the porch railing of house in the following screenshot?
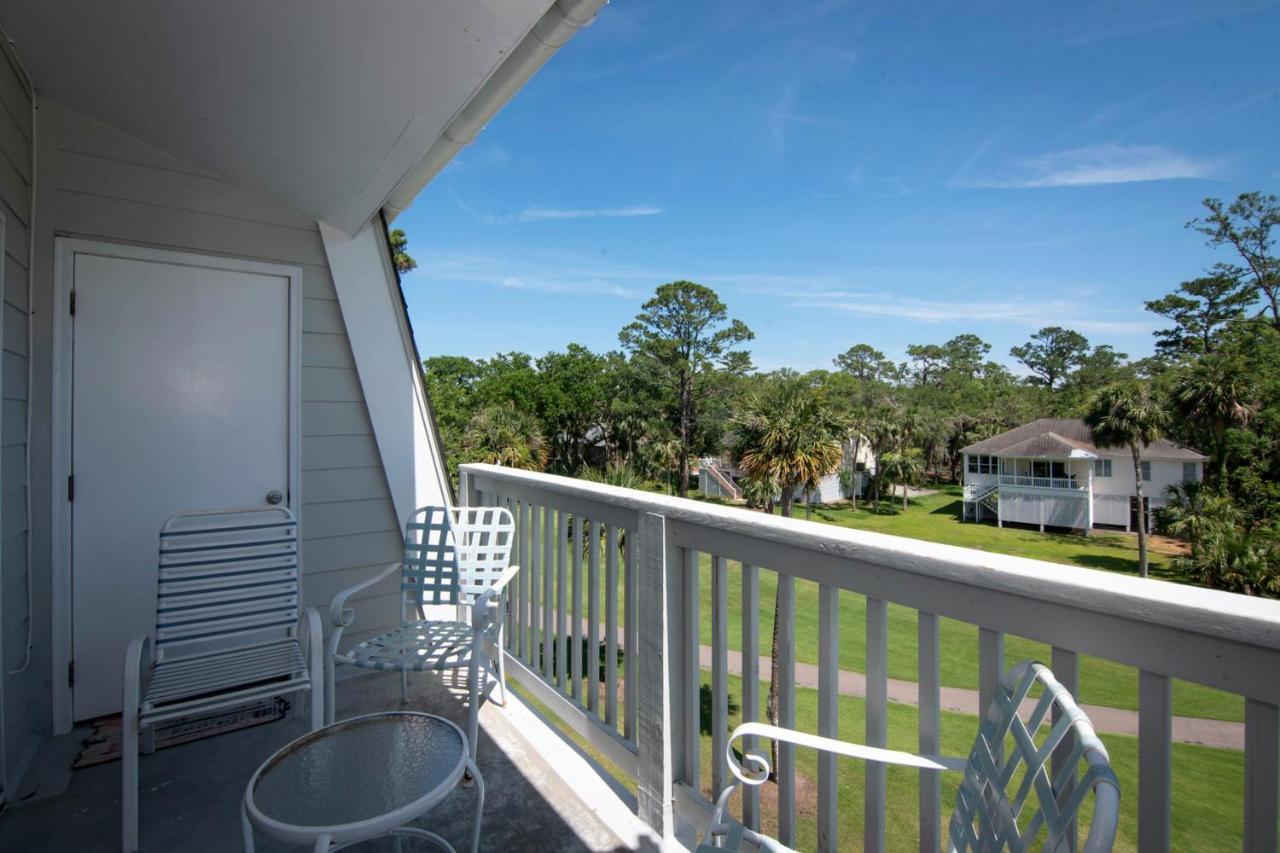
[459,463,1280,852]
[998,473,1085,491]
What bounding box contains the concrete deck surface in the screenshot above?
[0,670,628,852]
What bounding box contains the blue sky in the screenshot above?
[398,0,1280,373]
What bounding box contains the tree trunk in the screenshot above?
[1214,422,1228,489]
[903,482,909,511]
[804,488,813,520]
[1132,444,1149,578]
[780,487,794,519]
[678,373,691,498]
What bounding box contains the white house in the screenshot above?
[960,418,1205,533]
[700,437,876,504]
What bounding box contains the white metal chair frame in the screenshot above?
[700,661,1121,853]
[325,506,519,761]
[122,507,324,853]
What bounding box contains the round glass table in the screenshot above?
[242,712,483,853]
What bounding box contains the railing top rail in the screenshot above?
[462,464,1280,654]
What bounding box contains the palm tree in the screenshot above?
[728,378,844,778]
[1085,382,1169,578]
[878,448,924,511]
[462,403,547,470]
[740,473,779,514]
[1172,355,1258,488]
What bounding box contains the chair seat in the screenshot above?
[336,621,481,672]
[143,639,309,719]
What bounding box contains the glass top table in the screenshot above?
[243,712,483,853]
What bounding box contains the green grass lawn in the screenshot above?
[676,485,1240,722]
[512,674,1244,852]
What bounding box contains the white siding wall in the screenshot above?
[27,102,409,737]
[0,43,33,794]
[1093,456,1198,500]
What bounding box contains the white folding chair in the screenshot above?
[122,507,323,852]
[326,506,519,760]
[700,660,1120,852]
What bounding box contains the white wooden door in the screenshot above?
[70,249,295,720]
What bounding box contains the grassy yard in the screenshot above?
[677,485,1239,722]
[512,673,1245,852]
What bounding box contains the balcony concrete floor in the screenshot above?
[0,670,627,852]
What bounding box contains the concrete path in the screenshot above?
[697,646,1244,751]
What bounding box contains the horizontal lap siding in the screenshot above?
[44,102,402,648]
[0,47,31,796]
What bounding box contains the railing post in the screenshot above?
[1245,699,1279,853]
[637,511,675,841]
[1138,670,1172,853]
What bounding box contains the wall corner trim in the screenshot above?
[320,221,451,526]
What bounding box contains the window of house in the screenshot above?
[1140,461,1152,481]
[1094,459,1112,477]
[1050,461,1067,479]
[1183,462,1199,482]
[1032,460,1049,478]
[969,454,997,474]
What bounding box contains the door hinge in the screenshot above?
[69,290,76,316]
[67,660,75,688]
[67,475,74,502]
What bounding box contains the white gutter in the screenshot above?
[382,0,605,220]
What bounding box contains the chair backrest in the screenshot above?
[402,506,515,609]
[949,661,1120,853]
[155,507,300,661]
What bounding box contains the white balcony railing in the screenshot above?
[460,463,1280,851]
[999,473,1086,491]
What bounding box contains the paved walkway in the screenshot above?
[696,646,1244,751]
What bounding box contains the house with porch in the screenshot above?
[699,438,876,504]
[960,418,1206,533]
[0,5,1276,853]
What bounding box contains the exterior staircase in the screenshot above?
[963,482,999,522]
[703,460,742,500]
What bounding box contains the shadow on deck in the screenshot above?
[0,670,629,852]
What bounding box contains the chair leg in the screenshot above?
[141,722,156,755]
[241,801,256,852]
[494,625,507,707]
[122,701,141,852]
[400,669,409,703]
[466,655,481,762]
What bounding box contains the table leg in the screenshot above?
[241,802,255,852]
[312,833,332,853]
[467,759,485,853]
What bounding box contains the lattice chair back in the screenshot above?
[949,661,1120,853]
[156,507,301,661]
[402,506,515,610]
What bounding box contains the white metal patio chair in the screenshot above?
[699,661,1120,853]
[325,505,518,761]
[122,507,324,853]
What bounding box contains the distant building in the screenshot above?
[700,438,876,504]
[960,418,1205,533]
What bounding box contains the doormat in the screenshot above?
[72,697,289,769]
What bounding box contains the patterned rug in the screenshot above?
[72,697,288,768]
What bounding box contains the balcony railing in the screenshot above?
[999,473,1085,491]
[460,463,1280,851]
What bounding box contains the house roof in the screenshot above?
[0,0,603,234]
[960,418,1206,461]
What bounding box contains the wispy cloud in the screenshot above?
[412,250,654,299]
[519,206,663,222]
[450,194,663,226]
[957,143,1219,189]
[783,289,1152,335]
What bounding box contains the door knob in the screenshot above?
[266,490,284,505]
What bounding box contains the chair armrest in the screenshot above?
[470,564,521,630]
[329,562,401,628]
[123,635,153,705]
[726,721,966,786]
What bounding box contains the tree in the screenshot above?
[1010,327,1090,391]
[1146,271,1254,358]
[1188,193,1278,328]
[619,282,753,497]
[461,403,547,470]
[878,448,923,511]
[388,228,417,275]
[833,344,895,383]
[727,377,843,775]
[1172,354,1258,488]
[1084,383,1169,578]
[535,344,609,472]
[941,333,991,381]
[905,343,948,387]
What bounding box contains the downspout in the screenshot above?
[382,0,606,220]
